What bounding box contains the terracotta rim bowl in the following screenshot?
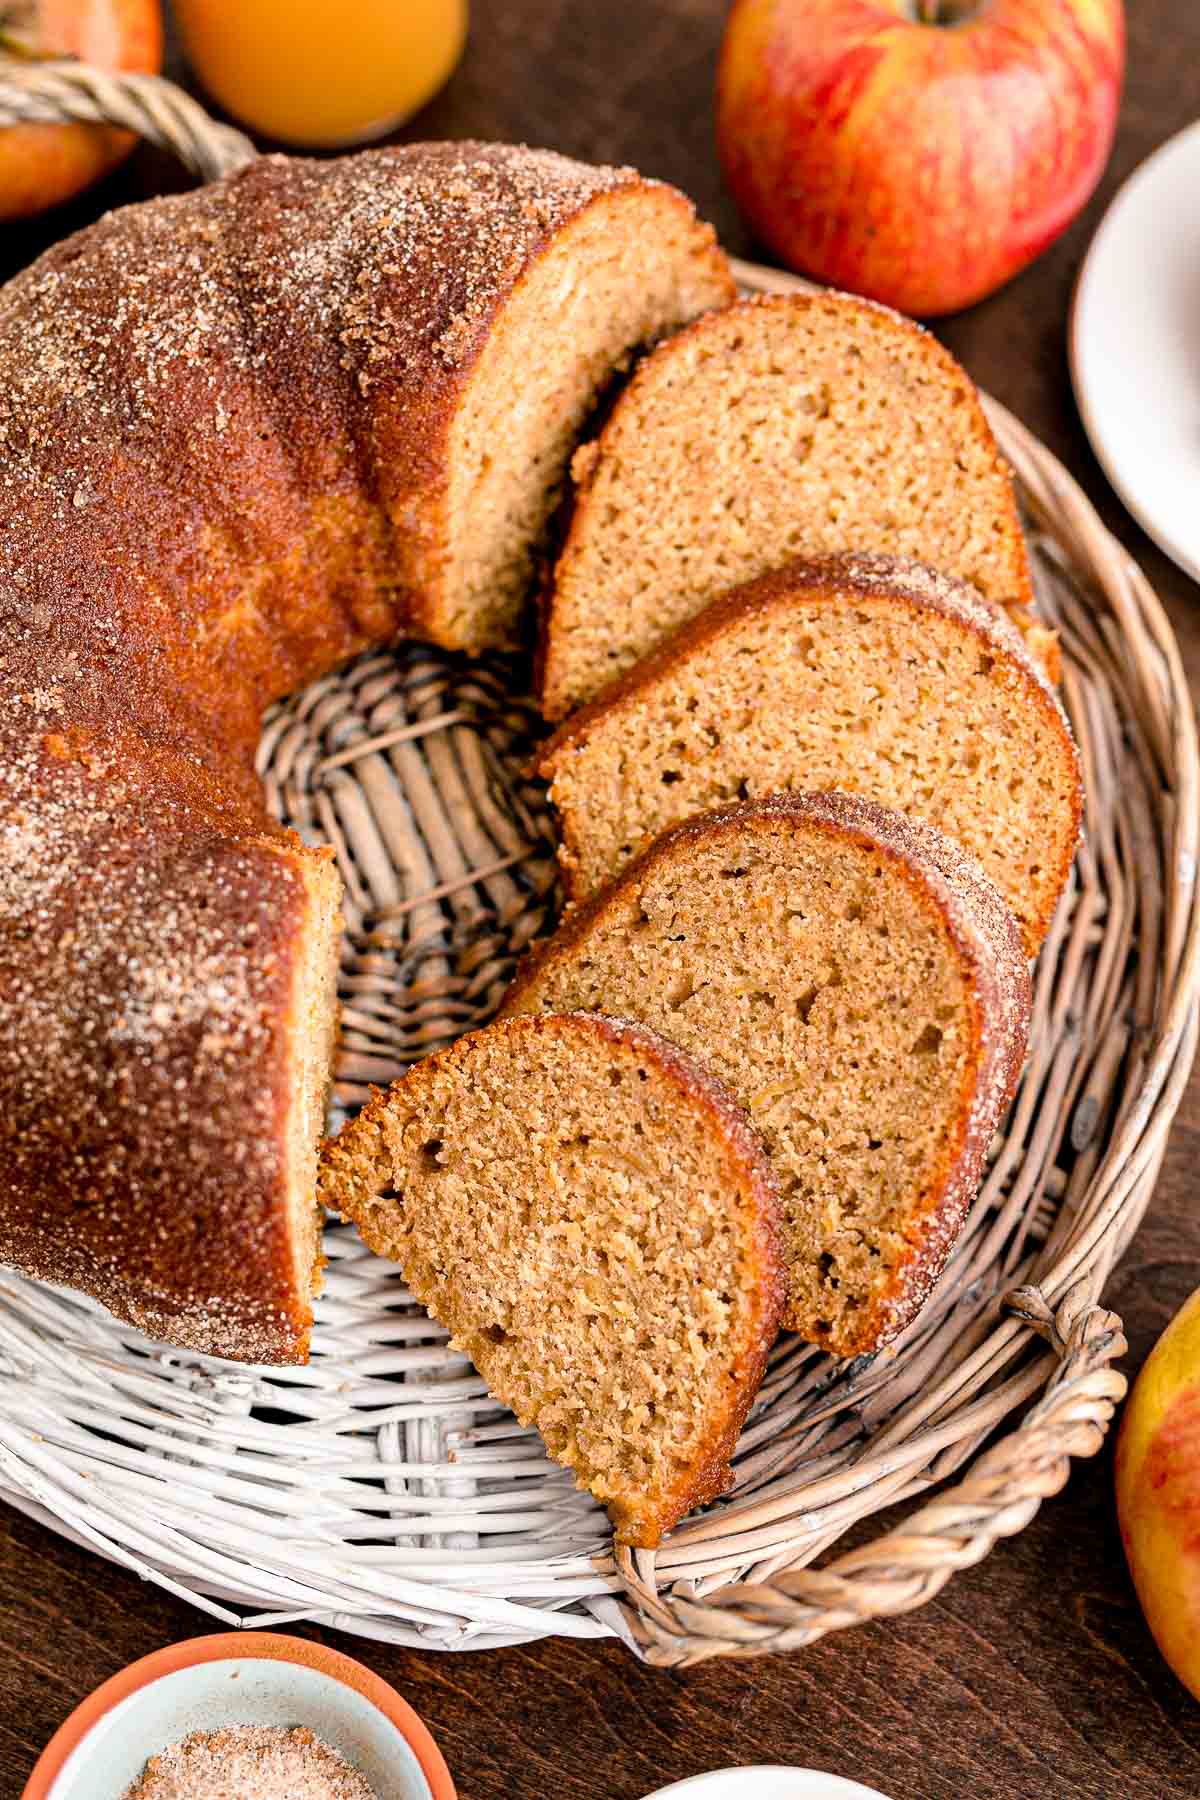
[22,1630,456,1799]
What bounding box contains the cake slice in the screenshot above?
[538,552,1081,955]
[318,1011,783,1547]
[538,291,1047,719]
[503,795,1031,1355]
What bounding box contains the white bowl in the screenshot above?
[642,1769,894,1799]
[23,1633,455,1800]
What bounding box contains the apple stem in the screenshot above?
[913,0,978,21]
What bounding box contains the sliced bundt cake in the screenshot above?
[538,291,1045,719]
[503,795,1031,1355]
[0,142,733,1361]
[318,1011,784,1546]
[538,553,1081,954]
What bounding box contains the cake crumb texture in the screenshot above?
[319,1010,784,1545]
[504,794,1031,1354]
[538,290,1041,718]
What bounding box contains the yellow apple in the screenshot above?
[1116,1283,1200,1698]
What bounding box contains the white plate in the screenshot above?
[642,1770,893,1800]
[1070,118,1200,585]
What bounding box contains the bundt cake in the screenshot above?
[503,794,1031,1354]
[0,142,733,1361]
[537,291,1048,720]
[538,552,1082,954]
[318,1010,784,1546]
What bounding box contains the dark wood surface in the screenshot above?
[3,5,1200,1796]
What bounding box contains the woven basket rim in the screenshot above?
[0,64,1195,1666]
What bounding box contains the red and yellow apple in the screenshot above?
[1116,1284,1200,1699]
[716,0,1125,317]
[0,0,162,221]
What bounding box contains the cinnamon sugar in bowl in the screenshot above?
[123,1723,377,1798]
[21,1633,455,1800]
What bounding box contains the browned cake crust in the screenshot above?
[0,143,732,1362]
[318,1011,784,1546]
[504,794,1031,1353]
[538,552,1083,954]
[0,723,327,1362]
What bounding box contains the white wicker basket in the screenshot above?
[0,64,1195,1667]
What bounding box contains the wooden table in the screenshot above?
[4,6,1200,1796]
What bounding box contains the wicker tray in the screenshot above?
[0,66,1196,1666]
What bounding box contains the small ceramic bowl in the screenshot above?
[22,1631,456,1800]
[642,1771,894,1800]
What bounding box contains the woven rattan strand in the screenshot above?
[0,68,1194,1665]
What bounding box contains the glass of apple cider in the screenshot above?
[174,0,468,149]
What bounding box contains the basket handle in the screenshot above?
[0,58,257,181]
[616,1280,1128,1665]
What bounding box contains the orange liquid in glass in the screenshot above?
[174,0,468,149]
